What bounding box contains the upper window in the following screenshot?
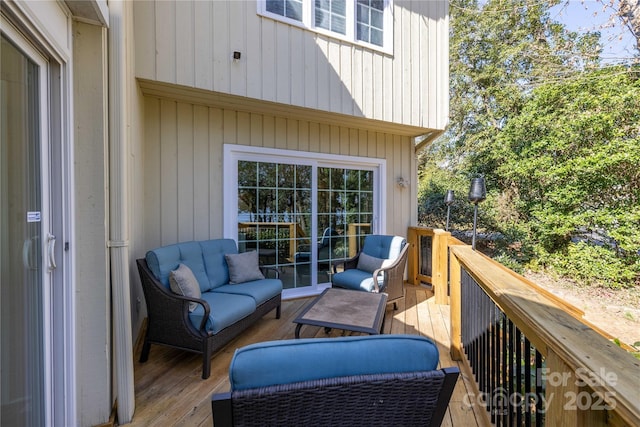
[266,0,303,21]
[356,0,384,46]
[259,0,393,53]
[315,0,346,35]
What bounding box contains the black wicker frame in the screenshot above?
[136,258,282,379]
[211,367,459,426]
[332,243,409,310]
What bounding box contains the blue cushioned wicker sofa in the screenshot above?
[136,239,282,379]
[211,335,459,426]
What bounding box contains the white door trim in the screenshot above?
[1,9,77,427]
[223,144,387,299]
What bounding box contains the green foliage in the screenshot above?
[491,222,537,269]
[447,0,601,175]
[495,67,640,250]
[542,242,638,289]
[421,1,640,289]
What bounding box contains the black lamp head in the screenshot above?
[468,177,486,204]
[444,190,455,206]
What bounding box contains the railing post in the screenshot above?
[449,249,462,361]
[545,349,613,426]
[406,227,418,285]
[432,229,450,305]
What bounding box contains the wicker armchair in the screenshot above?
[332,235,409,309]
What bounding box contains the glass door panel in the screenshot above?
[1,34,46,426]
[318,167,373,272]
[237,160,312,290]
[236,159,375,291]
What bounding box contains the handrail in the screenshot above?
[449,244,640,426]
[238,222,307,258]
[407,226,639,425]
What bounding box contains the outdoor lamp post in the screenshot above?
[468,177,486,250]
[444,190,455,231]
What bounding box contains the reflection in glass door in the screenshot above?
[236,159,375,291]
[1,34,47,426]
[237,161,312,290]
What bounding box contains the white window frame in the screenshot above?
[223,144,387,300]
[257,0,394,55]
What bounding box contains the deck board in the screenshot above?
[128,285,485,426]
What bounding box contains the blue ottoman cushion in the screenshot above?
[229,334,440,391]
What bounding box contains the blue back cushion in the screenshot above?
[145,239,239,292]
[229,335,440,391]
[362,235,406,260]
[199,239,237,289]
[145,241,209,292]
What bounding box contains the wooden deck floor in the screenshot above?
[127,285,486,426]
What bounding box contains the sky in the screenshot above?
[548,0,638,64]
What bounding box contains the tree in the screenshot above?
[494,67,640,257]
[441,0,602,175]
[419,0,640,287]
[607,0,640,52]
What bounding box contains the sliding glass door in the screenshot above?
[228,146,383,298]
[1,32,49,426]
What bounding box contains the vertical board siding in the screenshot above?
[175,1,194,87]
[212,0,230,94]
[193,105,210,237]
[155,1,176,84]
[194,1,213,90]
[134,0,449,131]
[141,97,414,248]
[159,100,178,245]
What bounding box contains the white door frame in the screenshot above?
[223,144,387,299]
[1,10,76,426]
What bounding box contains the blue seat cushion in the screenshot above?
[212,279,283,305]
[332,269,382,292]
[189,292,256,334]
[229,335,440,391]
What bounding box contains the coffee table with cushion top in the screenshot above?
[293,288,388,339]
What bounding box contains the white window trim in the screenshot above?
[223,144,387,299]
[256,0,394,55]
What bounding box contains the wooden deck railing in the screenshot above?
[407,226,640,426]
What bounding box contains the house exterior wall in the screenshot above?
[3,0,447,424]
[133,0,449,132]
[128,0,443,354]
[137,93,416,253]
[71,19,112,426]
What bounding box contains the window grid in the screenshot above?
[237,160,374,290]
[259,0,391,53]
[266,0,303,21]
[315,0,347,35]
[356,0,384,46]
